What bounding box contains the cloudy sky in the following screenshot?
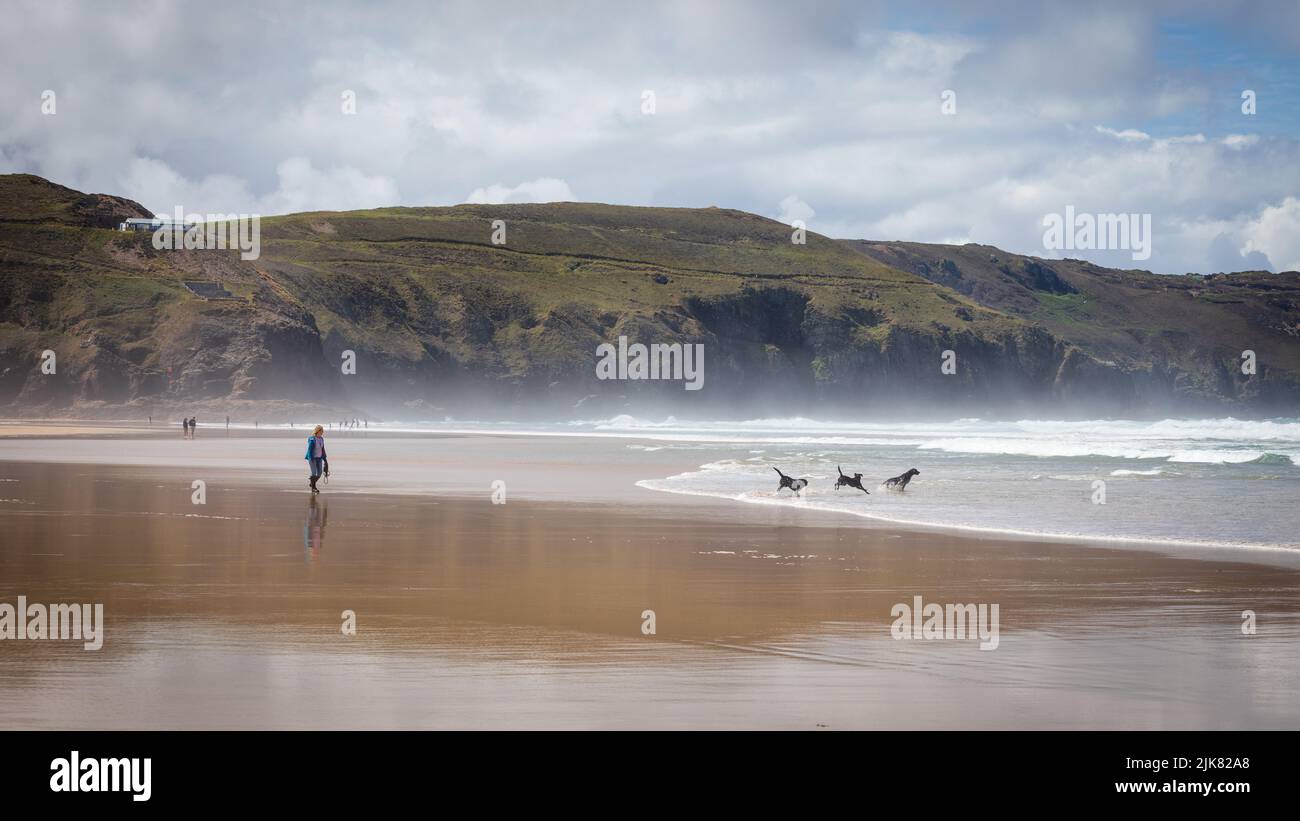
[3,0,1299,273]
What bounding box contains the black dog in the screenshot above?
[834,465,869,494]
[773,467,808,495]
[883,468,920,491]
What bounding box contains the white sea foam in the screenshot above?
[634,476,1298,554]
[375,416,1300,465]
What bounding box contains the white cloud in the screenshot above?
[776,195,815,226]
[1096,126,1151,141]
[1,1,1298,274]
[259,158,399,215]
[466,178,575,204]
[1242,196,1300,272]
[118,156,397,217]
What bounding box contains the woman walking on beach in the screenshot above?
[305,425,329,493]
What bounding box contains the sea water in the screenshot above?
[377,416,1300,552]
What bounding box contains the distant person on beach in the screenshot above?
[181,418,188,438]
[305,425,329,494]
[189,416,197,437]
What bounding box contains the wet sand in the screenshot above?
[2,443,1299,729]
[0,421,162,437]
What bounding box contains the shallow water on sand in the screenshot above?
[2,458,1299,729]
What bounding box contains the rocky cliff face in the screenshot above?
[844,240,1300,413]
[2,175,1298,419]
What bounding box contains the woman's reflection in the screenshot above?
[304,495,327,562]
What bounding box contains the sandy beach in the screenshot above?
[0,429,1297,730]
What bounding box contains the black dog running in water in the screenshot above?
[773,467,808,495]
[834,465,870,494]
[883,468,920,491]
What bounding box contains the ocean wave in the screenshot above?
[633,477,1298,554]
[581,414,1300,440]
[917,438,1172,460]
[917,440,1298,465]
[1012,417,1300,441]
[1166,450,1280,464]
[370,416,1300,467]
[1252,453,1297,466]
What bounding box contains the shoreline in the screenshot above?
[634,478,1300,561]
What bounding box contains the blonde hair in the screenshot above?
[313,425,324,435]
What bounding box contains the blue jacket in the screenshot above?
[304,435,327,461]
